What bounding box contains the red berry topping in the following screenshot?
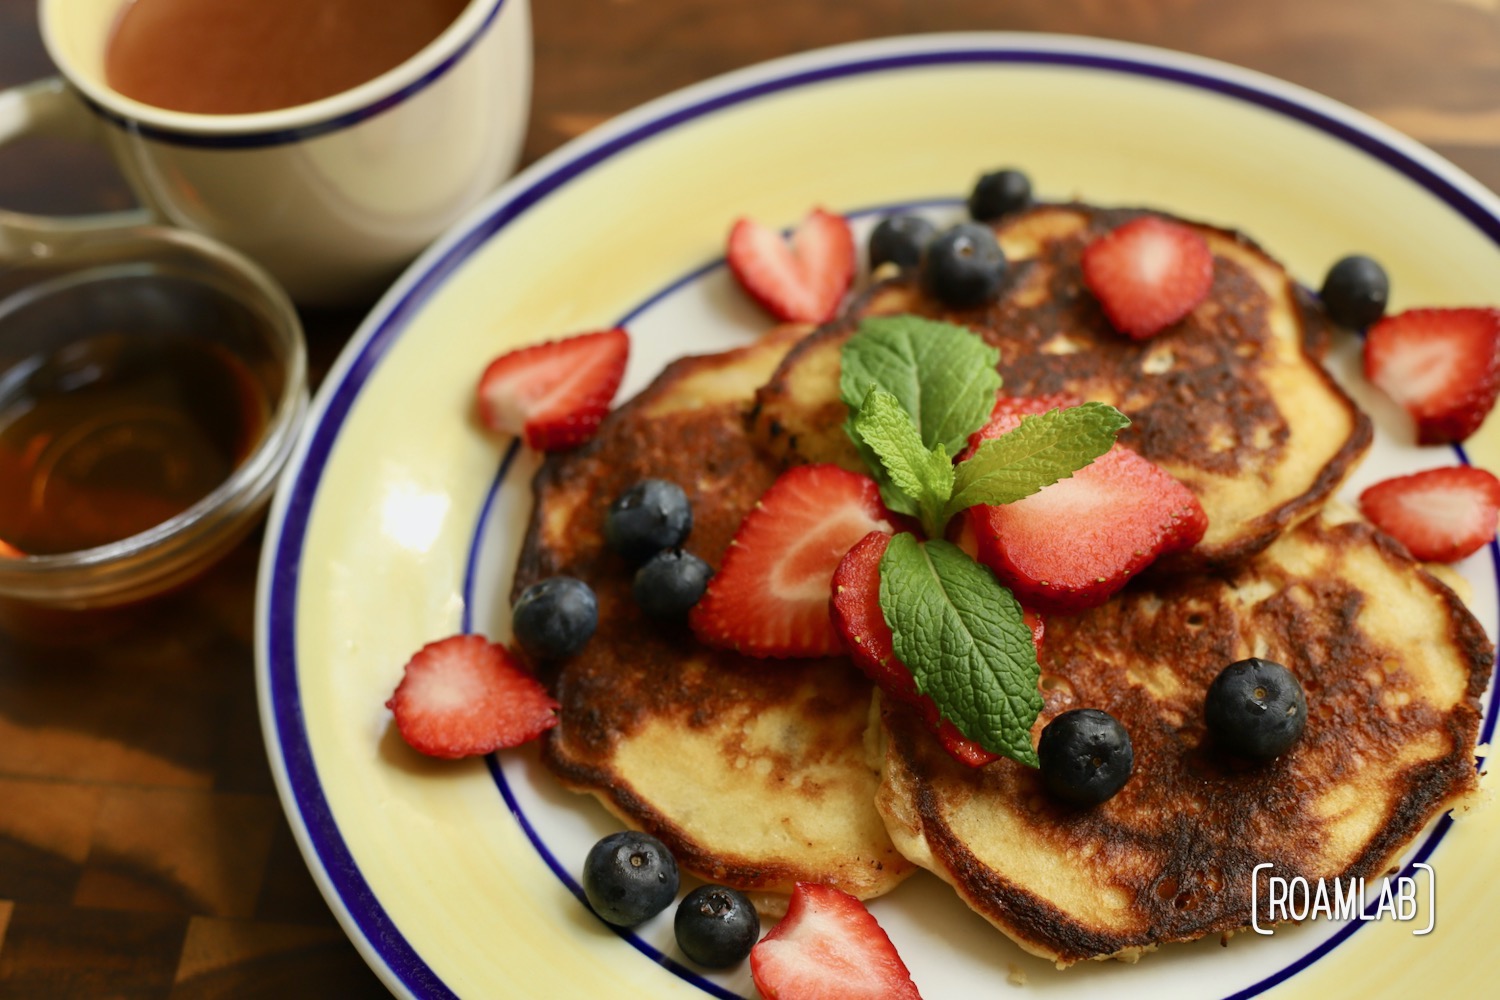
[1363,307,1500,445]
[1081,216,1214,339]
[385,634,558,759]
[960,392,1085,462]
[476,328,629,451]
[727,208,855,323]
[1359,465,1500,563]
[986,391,1083,423]
[830,530,1044,768]
[959,404,1206,614]
[750,882,922,1000]
[830,532,922,700]
[690,465,894,658]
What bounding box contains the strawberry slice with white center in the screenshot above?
[1359,465,1500,563]
[1081,215,1214,339]
[476,328,629,451]
[959,402,1207,614]
[727,208,855,323]
[961,392,1085,462]
[987,391,1083,422]
[1363,307,1500,444]
[750,881,923,1000]
[385,634,558,759]
[689,464,894,658]
[831,530,1044,767]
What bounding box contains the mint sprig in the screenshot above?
[880,535,1043,768]
[852,387,954,538]
[943,402,1130,524]
[840,315,1001,474]
[838,315,1129,766]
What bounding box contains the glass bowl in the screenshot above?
[0,221,307,613]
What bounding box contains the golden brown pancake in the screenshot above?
[752,203,1372,567]
[512,324,914,900]
[873,504,1490,966]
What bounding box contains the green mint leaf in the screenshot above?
[852,388,954,538]
[943,402,1130,522]
[879,534,1042,767]
[840,426,916,516]
[840,315,1002,458]
[876,479,921,519]
[840,423,920,517]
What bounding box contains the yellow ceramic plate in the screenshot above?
[256,33,1500,999]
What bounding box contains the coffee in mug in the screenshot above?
[105,0,471,115]
[1,0,533,304]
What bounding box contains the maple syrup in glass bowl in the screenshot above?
[0,223,306,615]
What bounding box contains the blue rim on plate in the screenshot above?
[463,229,1500,1000]
[257,34,1500,999]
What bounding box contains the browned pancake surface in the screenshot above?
[752,204,1372,567]
[513,327,913,899]
[875,507,1489,965]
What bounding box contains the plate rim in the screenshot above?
[254,30,1500,998]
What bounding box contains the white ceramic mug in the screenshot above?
[0,0,532,304]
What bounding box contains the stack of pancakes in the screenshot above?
[512,204,1490,965]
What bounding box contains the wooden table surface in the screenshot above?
[2,0,1498,996]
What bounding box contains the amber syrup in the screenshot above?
[0,331,268,556]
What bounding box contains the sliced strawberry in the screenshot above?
[0,539,21,558]
[932,719,1000,768]
[690,465,893,658]
[750,881,922,1000]
[830,532,920,700]
[961,409,1206,614]
[1363,307,1500,444]
[1081,216,1214,339]
[476,328,629,451]
[1359,465,1500,563]
[385,634,558,759]
[962,392,1086,461]
[987,390,1083,423]
[830,530,1044,768]
[727,208,855,323]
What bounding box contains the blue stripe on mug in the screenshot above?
[82,0,509,149]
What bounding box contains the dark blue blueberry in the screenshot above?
[674,884,759,968]
[1319,255,1389,329]
[582,831,680,927]
[868,214,937,270]
[605,479,693,563]
[1037,708,1134,807]
[921,223,1007,309]
[1205,657,1307,759]
[512,576,597,661]
[968,167,1033,222]
[633,549,713,619]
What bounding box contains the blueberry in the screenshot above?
[582,831,680,927]
[921,223,1007,309]
[1319,255,1388,329]
[606,479,692,563]
[968,168,1033,222]
[868,214,937,270]
[1037,708,1134,806]
[674,884,759,968]
[512,576,597,661]
[633,549,713,619]
[1205,657,1307,759]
